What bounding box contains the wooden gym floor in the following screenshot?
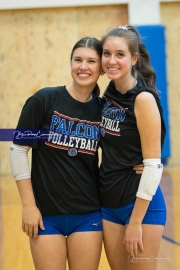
[0,166,180,270]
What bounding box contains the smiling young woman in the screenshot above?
[99,26,166,270]
[9,37,104,270]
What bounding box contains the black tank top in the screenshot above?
[99,79,166,208]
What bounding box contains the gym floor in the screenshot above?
[0,166,180,270]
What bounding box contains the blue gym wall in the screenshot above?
[136,25,171,160]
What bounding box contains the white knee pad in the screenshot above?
[136,159,163,201]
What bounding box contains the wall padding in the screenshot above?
[160,2,180,166]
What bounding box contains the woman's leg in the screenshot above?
[103,219,164,270]
[67,231,102,270]
[102,219,127,270]
[126,224,164,270]
[30,235,67,270]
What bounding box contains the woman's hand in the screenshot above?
[123,222,144,257]
[22,205,44,240]
[133,164,144,174]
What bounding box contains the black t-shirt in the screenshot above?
[14,86,103,215]
[99,79,166,208]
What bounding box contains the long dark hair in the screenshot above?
[70,37,102,96]
[101,25,158,93]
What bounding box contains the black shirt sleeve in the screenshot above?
[13,87,55,148]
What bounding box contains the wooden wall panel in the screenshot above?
[1,3,180,171]
[1,4,180,270]
[0,5,128,175]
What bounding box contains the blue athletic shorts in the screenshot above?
[101,186,166,226]
[38,210,102,236]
